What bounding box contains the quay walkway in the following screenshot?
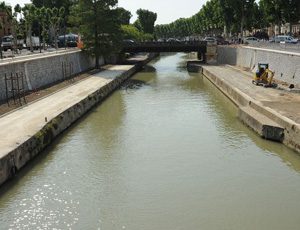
[202,65,300,153]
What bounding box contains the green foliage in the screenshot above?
[133,19,142,31]
[136,9,157,34]
[155,0,300,39]
[259,0,300,26]
[116,7,132,25]
[121,24,141,40]
[140,33,154,41]
[69,0,122,68]
[35,7,50,48]
[155,0,225,38]
[0,2,12,57]
[121,24,154,41]
[31,0,73,16]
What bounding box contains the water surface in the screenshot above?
[1,53,300,230]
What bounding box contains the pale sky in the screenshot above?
[3,0,207,24]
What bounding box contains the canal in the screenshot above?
[1,53,300,229]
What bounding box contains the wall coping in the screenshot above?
[242,46,300,57]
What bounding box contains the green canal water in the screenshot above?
[1,53,300,230]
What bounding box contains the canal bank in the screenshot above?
[202,65,300,153]
[0,53,157,186]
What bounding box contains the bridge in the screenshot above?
[122,41,207,62]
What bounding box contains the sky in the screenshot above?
[3,0,208,24]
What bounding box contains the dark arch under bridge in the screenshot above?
[122,41,207,63]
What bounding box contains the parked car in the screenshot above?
[58,33,79,48]
[243,37,259,44]
[204,37,217,44]
[1,35,25,51]
[274,35,298,44]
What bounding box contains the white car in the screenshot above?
[275,35,298,44]
[243,37,259,44]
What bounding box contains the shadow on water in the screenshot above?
[120,79,148,90]
[141,65,157,73]
[120,65,157,91]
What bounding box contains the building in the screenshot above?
[267,22,300,37]
[291,23,300,36]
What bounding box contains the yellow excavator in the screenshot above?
[252,63,277,88]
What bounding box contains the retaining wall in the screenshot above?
[217,46,300,85]
[0,50,102,102]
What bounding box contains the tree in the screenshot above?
[121,24,141,40]
[47,7,65,49]
[136,9,157,34]
[259,0,285,35]
[22,4,37,52]
[281,0,300,33]
[219,0,255,36]
[0,1,12,58]
[36,7,50,50]
[116,7,132,25]
[32,0,75,31]
[259,0,300,35]
[70,0,122,68]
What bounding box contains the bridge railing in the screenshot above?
[123,41,207,47]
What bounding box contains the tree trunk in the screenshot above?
[95,54,100,69]
[29,27,33,52]
[94,4,99,69]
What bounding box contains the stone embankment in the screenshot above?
[0,53,156,186]
[202,64,300,154]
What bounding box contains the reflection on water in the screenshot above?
[1,53,300,230]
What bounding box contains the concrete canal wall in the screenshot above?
[202,65,300,154]
[0,50,100,102]
[0,54,157,186]
[217,46,300,86]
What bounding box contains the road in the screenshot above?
[247,41,300,53]
[0,47,79,64]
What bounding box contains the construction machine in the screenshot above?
[252,63,277,88]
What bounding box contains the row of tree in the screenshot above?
[155,0,300,39]
[0,1,65,54]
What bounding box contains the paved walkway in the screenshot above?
[203,65,300,124]
[0,65,133,158]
